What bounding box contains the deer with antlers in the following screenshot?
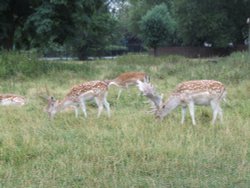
[109,71,150,99]
[45,80,111,119]
[137,80,227,125]
[0,94,26,106]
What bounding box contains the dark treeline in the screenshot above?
[0,0,249,59]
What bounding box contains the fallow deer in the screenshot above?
[109,71,150,99]
[46,80,111,119]
[0,94,26,106]
[137,80,227,125]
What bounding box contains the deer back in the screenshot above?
[0,94,26,106]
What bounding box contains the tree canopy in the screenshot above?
[0,0,249,58]
[140,3,175,55]
[174,0,250,47]
[118,0,249,48]
[0,0,116,59]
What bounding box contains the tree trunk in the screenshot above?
[3,6,15,50]
[4,32,14,50]
[77,47,88,60]
[153,47,157,57]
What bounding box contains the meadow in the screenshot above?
[0,51,250,187]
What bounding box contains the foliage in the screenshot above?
[114,0,249,48]
[103,45,128,56]
[0,0,116,59]
[0,51,47,79]
[25,0,116,59]
[0,52,250,187]
[109,0,176,53]
[0,0,35,50]
[174,0,250,47]
[0,51,91,79]
[0,0,249,56]
[140,3,175,55]
[125,0,174,35]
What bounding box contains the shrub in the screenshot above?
[0,51,48,78]
[0,51,91,79]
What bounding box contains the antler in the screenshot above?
[38,94,49,101]
[137,80,163,113]
[36,84,52,103]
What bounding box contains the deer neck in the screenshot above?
[160,95,181,117]
[54,99,70,113]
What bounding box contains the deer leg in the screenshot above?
[188,102,196,125]
[181,106,187,124]
[73,106,79,118]
[117,88,123,100]
[144,76,150,83]
[126,84,132,97]
[95,97,104,118]
[218,105,223,124]
[80,100,87,118]
[211,101,223,124]
[103,96,111,117]
[211,100,219,125]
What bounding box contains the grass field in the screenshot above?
[0,52,250,187]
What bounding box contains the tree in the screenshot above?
[140,3,175,56]
[24,0,115,59]
[0,0,117,59]
[174,0,250,47]
[0,0,34,50]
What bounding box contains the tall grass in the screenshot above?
[0,51,93,79]
[0,51,250,187]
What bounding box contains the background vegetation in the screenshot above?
[1,0,249,58]
[140,3,175,56]
[0,52,249,187]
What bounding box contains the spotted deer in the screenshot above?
[46,80,111,119]
[109,71,150,99]
[0,94,26,106]
[137,80,227,125]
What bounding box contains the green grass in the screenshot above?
[0,52,250,187]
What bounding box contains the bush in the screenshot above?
[0,51,47,78]
[103,45,128,56]
[0,51,91,79]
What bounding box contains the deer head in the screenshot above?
[137,80,226,125]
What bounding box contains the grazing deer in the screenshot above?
[109,71,150,99]
[0,94,26,106]
[137,80,227,125]
[46,80,111,119]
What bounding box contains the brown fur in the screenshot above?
[113,72,149,87]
